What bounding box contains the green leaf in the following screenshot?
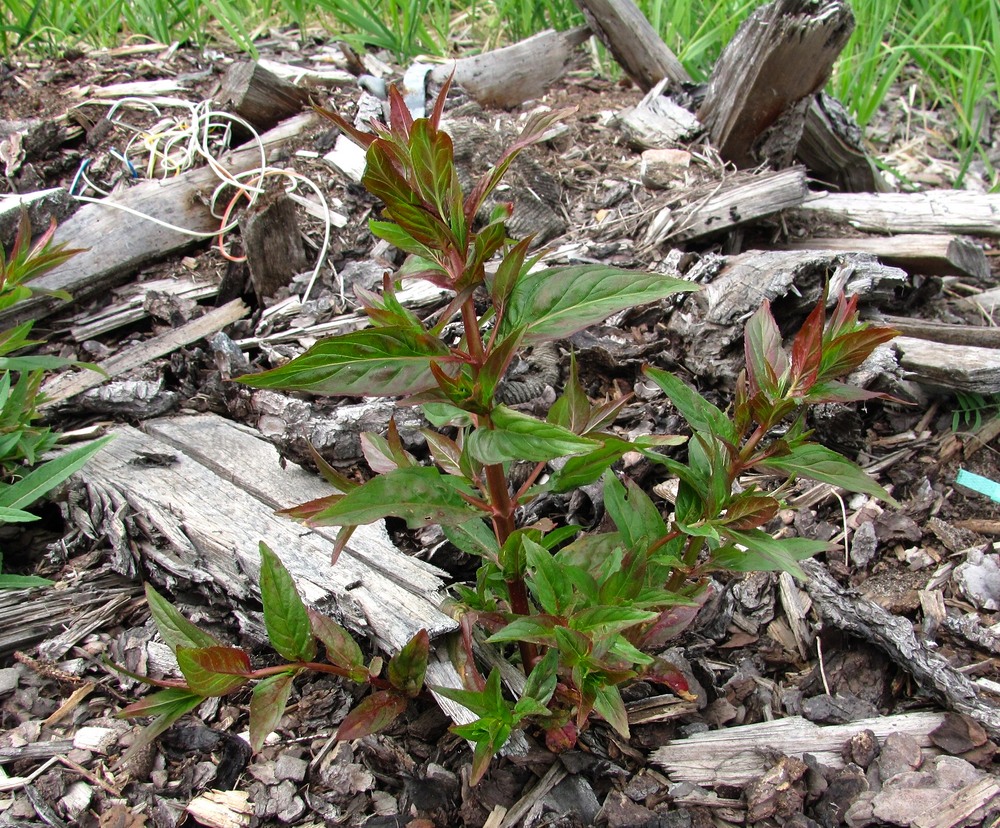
[643,367,737,444]
[0,572,52,588]
[757,442,896,504]
[259,543,316,663]
[175,646,252,696]
[522,648,558,706]
[237,328,450,397]
[115,687,204,767]
[443,519,500,561]
[0,505,40,523]
[0,436,111,511]
[502,265,695,344]
[388,629,429,697]
[570,606,658,635]
[592,683,629,738]
[145,584,223,653]
[303,466,483,528]
[336,690,409,741]
[249,671,296,751]
[487,616,559,646]
[602,473,667,550]
[309,610,366,678]
[717,530,828,577]
[468,405,600,464]
[525,538,570,616]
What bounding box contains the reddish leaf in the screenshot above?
[644,657,696,700]
[744,301,786,396]
[387,85,413,138]
[388,629,429,697]
[721,494,780,530]
[336,690,409,741]
[309,610,367,681]
[176,646,252,696]
[545,720,579,753]
[279,493,342,521]
[249,671,296,751]
[790,297,825,391]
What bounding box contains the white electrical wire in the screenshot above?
[69,97,333,302]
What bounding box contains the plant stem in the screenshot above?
[666,535,705,592]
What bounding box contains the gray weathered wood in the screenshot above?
[428,27,591,109]
[800,191,1000,236]
[616,78,703,150]
[802,558,1000,737]
[78,420,457,651]
[779,234,988,279]
[651,711,945,786]
[0,112,316,328]
[573,0,690,90]
[893,337,1000,394]
[216,61,312,131]
[797,94,884,193]
[912,777,1000,828]
[0,188,73,247]
[883,317,1000,350]
[664,249,907,383]
[41,299,248,406]
[643,167,809,247]
[698,0,855,168]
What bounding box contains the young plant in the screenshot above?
[0,214,110,589]
[121,84,898,781]
[116,543,430,765]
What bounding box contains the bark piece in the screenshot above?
[0,112,316,328]
[238,192,307,302]
[779,234,988,279]
[664,249,906,383]
[893,337,1000,394]
[651,710,945,786]
[428,27,591,109]
[216,61,311,132]
[616,79,703,150]
[800,191,1000,235]
[698,0,855,168]
[912,777,1000,828]
[41,299,248,406]
[78,418,455,651]
[643,167,809,247]
[797,94,884,193]
[801,559,1000,737]
[574,0,690,90]
[0,188,73,247]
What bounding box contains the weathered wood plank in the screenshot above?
[79,422,456,651]
[643,167,809,247]
[779,234,988,279]
[651,711,945,786]
[800,191,1000,236]
[573,0,690,90]
[143,413,448,599]
[796,94,884,193]
[698,0,854,168]
[216,60,311,131]
[894,336,1000,394]
[0,112,316,328]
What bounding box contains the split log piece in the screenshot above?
[796,94,885,193]
[237,191,307,302]
[428,27,591,109]
[882,317,1000,350]
[40,299,249,407]
[893,337,1000,394]
[779,234,988,280]
[215,61,312,132]
[663,249,907,383]
[0,112,316,328]
[800,191,1000,236]
[643,167,809,247]
[697,0,855,168]
[912,777,1000,828]
[616,78,703,150]
[78,422,457,651]
[801,558,1000,737]
[254,57,353,89]
[651,710,945,786]
[572,0,691,90]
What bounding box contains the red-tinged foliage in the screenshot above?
[336,690,409,741]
